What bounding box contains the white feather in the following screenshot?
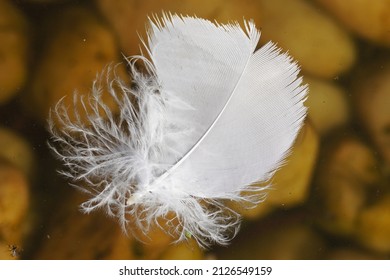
[49,13,307,247]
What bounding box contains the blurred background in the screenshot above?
[0,0,389,259]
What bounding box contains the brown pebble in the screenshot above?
[26,6,127,127]
[0,164,30,246]
[356,194,390,253]
[256,0,356,78]
[0,0,29,104]
[311,134,381,235]
[315,0,390,46]
[353,60,390,167]
[96,0,261,56]
[304,76,350,135]
[0,126,35,179]
[217,214,325,260]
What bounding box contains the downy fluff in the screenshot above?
[49,14,307,247]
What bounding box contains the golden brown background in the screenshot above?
[0,0,389,259]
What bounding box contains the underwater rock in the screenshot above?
[0,127,35,179]
[0,164,30,258]
[33,191,135,259]
[304,76,350,135]
[315,0,390,47]
[326,247,384,260]
[311,134,381,236]
[27,6,126,127]
[96,0,261,56]
[356,194,390,253]
[33,189,202,259]
[217,215,325,259]
[256,0,356,79]
[0,0,29,104]
[353,60,390,166]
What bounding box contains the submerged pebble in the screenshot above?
[0,164,30,257]
[304,76,350,135]
[315,0,390,46]
[256,0,356,78]
[26,6,126,127]
[353,60,390,166]
[311,134,381,236]
[0,0,29,104]
[357,194,390,253]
